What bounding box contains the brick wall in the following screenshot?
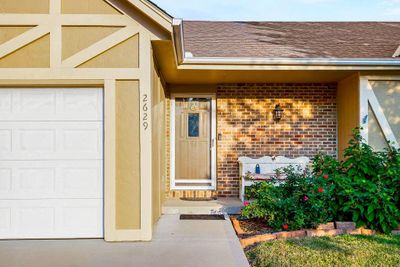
[217,83,337,197]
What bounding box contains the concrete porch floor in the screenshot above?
[0,214,249,267]
[162,197,244,215]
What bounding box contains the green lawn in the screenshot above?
[246,235,400,267]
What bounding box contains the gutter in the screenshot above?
[172,18,185,66]
[172,19,400,70]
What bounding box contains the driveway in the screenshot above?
[0,214,249,267]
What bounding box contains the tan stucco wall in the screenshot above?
[62,26,122,60]
[151,58,167,223]
[0,34,50,68]
[337,74,360,160]
[0,26,33,45]
[368,80,400,150]
[0,0,49,13]
[0,0,170,241]
[61,26,139,68]
[370,81,400,145]
[115,80,141,229]
[368,104,388,150]
[62,0,120,14]
[79,35,139,68]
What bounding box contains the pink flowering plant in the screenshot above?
[241,165,333,231]
[242,128,400,233]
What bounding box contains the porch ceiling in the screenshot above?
[153,41,357,84]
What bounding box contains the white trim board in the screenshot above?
[170,93,217,191]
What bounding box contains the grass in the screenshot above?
[246,234,400,267]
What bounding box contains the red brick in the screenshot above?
[289,230,307,238]
[240,234,276,248]
[166,83,337,198]
[392,230,400,235]
[215,83,337,197]
[307,229,344,237]
[360,228,376,235]
[231,217,245,235]
[317,222,335,230]
[275,230,306,240]
[335,221,356,230]
[346,228,362,235]
[275,231,291,239]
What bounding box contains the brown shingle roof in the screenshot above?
[182,21,400,59]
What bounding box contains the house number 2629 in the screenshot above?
[142,94,149,130]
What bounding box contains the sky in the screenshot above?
[152,0,400,21]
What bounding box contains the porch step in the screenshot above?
[162,197,244,215]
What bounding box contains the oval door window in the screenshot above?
[188,113,200,137]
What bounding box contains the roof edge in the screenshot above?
[182,57,400,66]
[109,0,173,32]
[178,57,400,71]
[172,18,185,65]
[172,20,400,70]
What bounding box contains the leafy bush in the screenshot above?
[242,166,334,231]
[336,130,400,233]
[242,128,400,233]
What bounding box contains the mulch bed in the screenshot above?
[236,218,273,238]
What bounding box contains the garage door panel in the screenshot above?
[0,122,102,160]
[59,89,102,117]
[19,129,56,153]
[0,169,11,193]
[0,208,11,232]
[17,90,56,114]
[0,88,102,121]
[0,90,12,113]
[0,129,12,152]
[62,205,102,232]
[18,206,56,232]
[0,199,103,239]
[62,128,100,153]
[62,166,102,197]
[0,160,102,199]
[0,88,103,239]
[19,168,56,194]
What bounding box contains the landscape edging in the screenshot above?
[230,218,392,248]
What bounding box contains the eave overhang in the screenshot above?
[172,18,400,71]
[109,0,173,32]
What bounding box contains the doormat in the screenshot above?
[180,197,217,201]
[180,214,225,220]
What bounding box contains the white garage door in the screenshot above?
[0,88,103,239]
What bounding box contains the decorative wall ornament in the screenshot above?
[273,104,284,122]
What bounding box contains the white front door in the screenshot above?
[0,88,103,239]
[170,94,217,190]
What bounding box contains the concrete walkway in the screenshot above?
[0,215,249,267]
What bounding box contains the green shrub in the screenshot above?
[242,166,333,231]
[384,146,400,207]
[242,128,400,233]
[337,129,400,233]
